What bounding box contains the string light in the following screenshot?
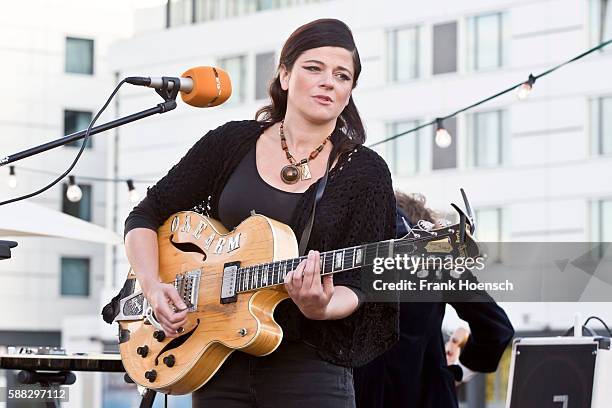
[516,74,536,100]
[66,175,83,203]
[4,39,611,195]
[126,179,140,203]
[369,38,612,150]
[435,118,452,148]
[7,166,17,189]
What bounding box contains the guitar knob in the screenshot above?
[163,354,176,367]
[136,345,149,357]
[144,370,157,382]
[153,330,166,342]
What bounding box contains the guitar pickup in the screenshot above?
[220,262,240,304]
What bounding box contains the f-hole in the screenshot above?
[169,234,206,261]
[154,319,200,365]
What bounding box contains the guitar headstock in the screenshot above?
[395,189,480,260]
[450,188,476,241]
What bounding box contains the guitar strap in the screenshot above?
[298,145,336,256]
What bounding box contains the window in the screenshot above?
[195,0,220,22]
[591,96,612,156]
[386,120,421,176]
[432,117,457,170]
[432,22,457,75]
[257,0,276,10]
[591,199,612,242]
[467,13,503,70]
[65,37,94,75]
[64,110,93,148]
[62,183,92,221]
[590,199,612,260]
[219,55,246,103]
[387,26,420,82]
[226,0,256,18]
[255,52,276,100]
[467,110,506,167]
[168,0,193,27]
[475,208,502,242]
[475,208,504,261]
[60,257,90,296]
[590,0,612,46]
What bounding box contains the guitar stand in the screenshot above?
[14,368,157,408]
[124,373,158,408]
[17,369,75,408]
[140,389,157,408]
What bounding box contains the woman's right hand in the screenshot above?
[144,282,189,338]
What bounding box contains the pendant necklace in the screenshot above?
[279,120,332,185]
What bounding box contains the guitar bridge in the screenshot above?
[174,269,201,312]
[220,262,240,304]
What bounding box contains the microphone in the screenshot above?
[125,66,232,108]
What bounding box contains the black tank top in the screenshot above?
[218,145,303,231]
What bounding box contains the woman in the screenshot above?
[124,19,398,407]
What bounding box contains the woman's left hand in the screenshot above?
[285,250,334,320]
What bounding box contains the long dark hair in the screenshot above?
[255,19,366,153]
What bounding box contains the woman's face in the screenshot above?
[280,46,355,125]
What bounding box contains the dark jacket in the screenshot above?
[354,208,515,407]
[124,119,399,367]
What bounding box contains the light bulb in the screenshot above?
[435,128,452,148]
[7,176,17,189]
[126,179,140,203]
[8,176,17,189]
[129,188,140,203]
[7,166,17,189]
[67,184,83,202]
[516,74,536,101]
[66,176,82,202]
[516,82,532,100]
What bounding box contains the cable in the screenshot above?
[368,37,612,149]
[583,316,612,337]
[13,165,156,184]
[3,40,612,188]
[0,79,128,206]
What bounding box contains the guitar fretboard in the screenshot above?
[234,232,449,293]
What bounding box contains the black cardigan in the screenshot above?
[124,119,399,367]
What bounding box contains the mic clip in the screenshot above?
[155,77,182,112]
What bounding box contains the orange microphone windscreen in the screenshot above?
[180,66,232,108]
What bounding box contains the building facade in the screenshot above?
[108,1,612,406]
[0,1,134,407]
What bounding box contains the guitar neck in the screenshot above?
[234,231,451,293]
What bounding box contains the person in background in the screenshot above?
[354,191,514,408]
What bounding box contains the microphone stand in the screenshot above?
[0,78,181,261]
[0,78,181,166]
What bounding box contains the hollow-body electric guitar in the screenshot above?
[113,193,478,395]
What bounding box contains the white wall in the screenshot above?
[0,0,134,332]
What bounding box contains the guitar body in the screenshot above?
[119,211,299,394]
[115,192,479,395]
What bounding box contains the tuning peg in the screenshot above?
[450,203,467,243]
[460,188,476,234]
